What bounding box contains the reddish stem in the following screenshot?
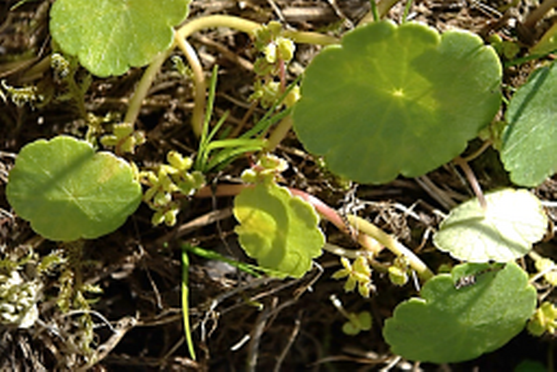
[278,59,286,93]
[195,184,383,254]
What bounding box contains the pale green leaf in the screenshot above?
[433,189,547,262]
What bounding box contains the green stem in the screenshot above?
[402,0,413,22]
[174,35,206,137]
[360,0,403,24]
[529,250,543,261]
[121,15,338,140]
[174,14,339,141]
[528,250,557,285]
[323,243,389,272]
[182,243,274,276]
[282,30,340,46]
[124,50,170,126]
[504,52,550,68]
[369,0,380,22]
[197,183,432,280]
[329,294,352,320]
[264,115,292,152]
[461,140,492,163]
[177,15,339,46]
[346,215,434,281]
[181,248,196,361]
[177,15,261,40]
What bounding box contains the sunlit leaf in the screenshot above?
[501,62,557,186]
[293,20,501,184]
[50,0,191,77]
[233,183,324,278]
[383,262,536,363]
[7,135,142,241]
[433,189,547,262]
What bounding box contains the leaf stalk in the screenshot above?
[174,36,206,137]
[124,50,170,127]
[346,215,434,281]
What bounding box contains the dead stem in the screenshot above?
[273,315,302,372]
[247,297,278,372]
[454,156,487,210]
[523,0,557,28]
[359,0,403,24]
[461,139,492,163]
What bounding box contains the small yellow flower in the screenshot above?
[535,257,557,286]
[528,301,557,336]
[332,256,374,298]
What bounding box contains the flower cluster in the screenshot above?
[534,257,557,286]
[241,153,288,184]
[332,256,375,298]
[388,256,411,286]
[249,21,300,109]
[140,151,205,226]
[528,301,557,336]
[100,122,146,155]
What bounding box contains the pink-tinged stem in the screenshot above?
[195,184,383,255]
[196,183,434,281]
[288,189,383,255]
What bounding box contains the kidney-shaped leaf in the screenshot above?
[233,182,325,278]
[50,0,191,77]
[501,61,557,186]
[383,262,536,363]
[433,188,547,262]
[293,21,502,184]
[7,136,142,241]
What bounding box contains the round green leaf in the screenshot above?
[6,135,142,241]
[293,21,502,184]
[50,0,191,77]
[233,182,325,278]
[501,62,557,186]
[433,189,547,262]
[383,262,537,363]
